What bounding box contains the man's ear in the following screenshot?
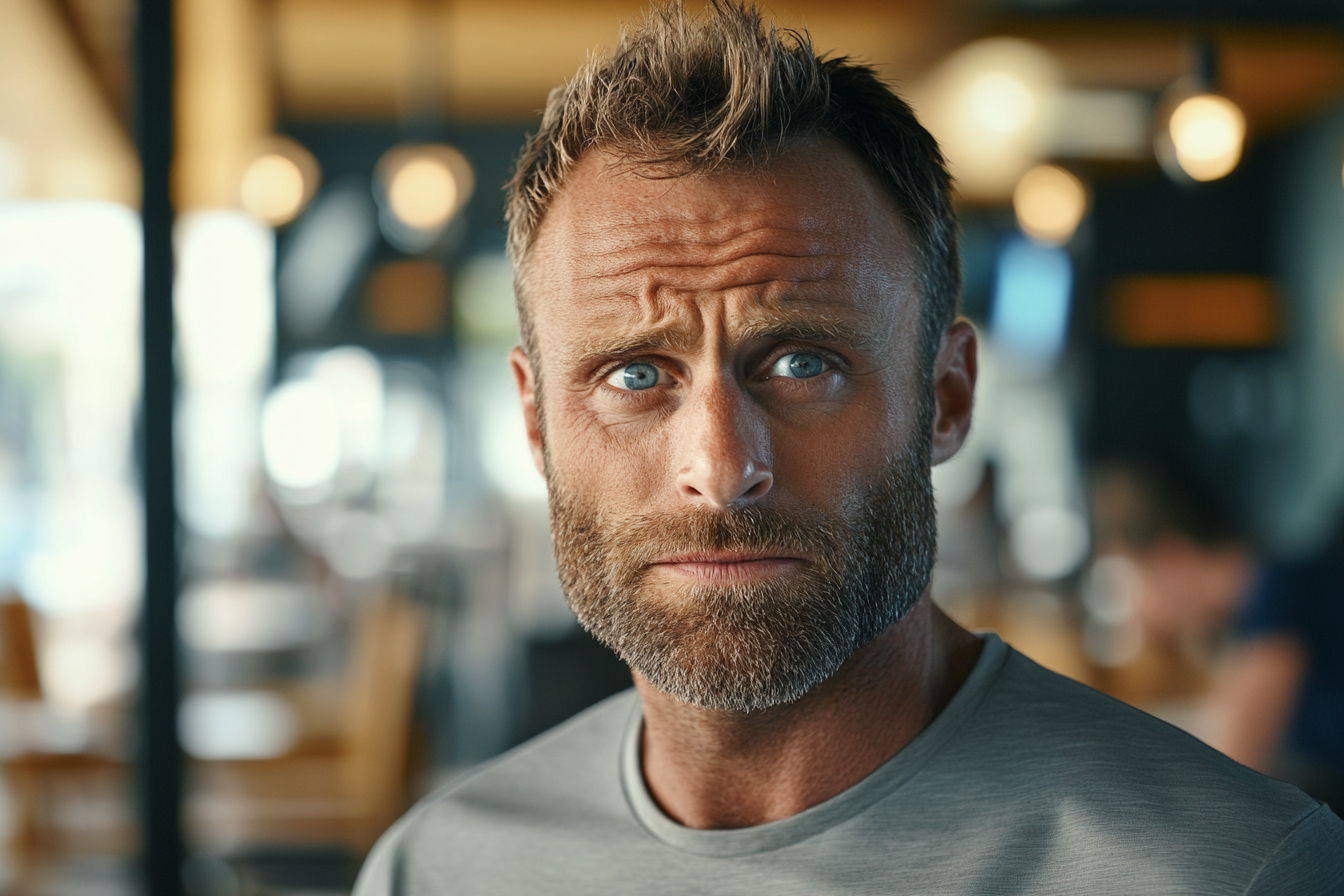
[930,318,977,466]
[510,346,546,478]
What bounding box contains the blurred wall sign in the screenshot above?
[364,260,447,334]
[1050,90,1150,161]
[1109,275,1279,348]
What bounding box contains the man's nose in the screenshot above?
[674,378,773,507]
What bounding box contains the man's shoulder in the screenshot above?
[353,689,639,895]
[424,686,637,813]
[884,641,1344,893]
[963,644,1319,819]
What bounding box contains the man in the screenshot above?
[356,3,1344,892]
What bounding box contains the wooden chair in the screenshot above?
[1,596,131,883]
[188,592,428,854]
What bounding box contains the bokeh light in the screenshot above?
[1161,93,1246,183]
[389,157,456,230]
[239,137,320,226]
[374,143,475,249]
[261,380,342,493]
[970,72,1038,136]
[913,37,1062,200]
[1013,164,1089,246]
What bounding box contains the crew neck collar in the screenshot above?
[619,632,1009,857]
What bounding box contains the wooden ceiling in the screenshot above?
[46,0,1344,128]
[266,0,983,120]
[25,0,1344,207]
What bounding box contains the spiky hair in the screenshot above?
[505,0,960,367]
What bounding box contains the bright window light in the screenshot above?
[261,380,341,492]
[990,236,1073,366]
[1010,504,1090,581]
[0,137,27,198]
[475,352,548,502]
[179,691,298,760]
[39,630,136,712]
[177,211,275,387]
[377,375,448,545]
[311,347,383,486]
[1,204,143,621]
[178,391,261,538]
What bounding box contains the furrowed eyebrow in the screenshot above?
[733,316,871,349]
[567,315,873,368]
[570,325,701,366]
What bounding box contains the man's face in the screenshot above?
[512,141,973,712]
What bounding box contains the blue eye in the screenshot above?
[608,362,661,391]
[770,352,827,379]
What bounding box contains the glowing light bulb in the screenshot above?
[388,157,457,230]
[238,138,320,226]
[241,155,304,224]
[374,144,475,249]
[970,72,1038,136]
[1013,164,1089,246]
[1166,94,1245,182]
[912,37,1061,200]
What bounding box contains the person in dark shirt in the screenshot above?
[1207,526,1344,812]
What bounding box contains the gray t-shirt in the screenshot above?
[355,634,1344,895]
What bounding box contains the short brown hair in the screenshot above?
[505,0,960,369]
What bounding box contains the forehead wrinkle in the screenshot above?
[577,261,838,306]
[571,218,838,280]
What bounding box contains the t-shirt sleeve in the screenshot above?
[352,811,417,896]
[1243,803,1344,896]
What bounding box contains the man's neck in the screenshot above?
[632,598,982,829]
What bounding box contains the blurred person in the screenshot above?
[355,4,1344,893]
[1088,464,1254,708]
[1205,521,1344,813]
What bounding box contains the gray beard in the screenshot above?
[546,437,938,713]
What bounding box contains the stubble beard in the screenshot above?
[546,424,939,714]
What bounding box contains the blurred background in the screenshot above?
[1,0,1343,892]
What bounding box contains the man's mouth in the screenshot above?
[648,550,805,582]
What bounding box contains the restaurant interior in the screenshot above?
[1,0,1343,892]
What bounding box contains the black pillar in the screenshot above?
[135,0,183,891]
